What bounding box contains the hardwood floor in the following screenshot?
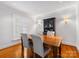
[0,43,22,58]
[0,43,79,58]
[61,44,79,58]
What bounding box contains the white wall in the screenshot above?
[36,5,77,46]
[55,6,77,46]
[12,12,34,40]
[0,3,34,49]
[75,4,79,51]
[0,4,13,45]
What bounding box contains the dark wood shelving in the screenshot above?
[43,17,56,35]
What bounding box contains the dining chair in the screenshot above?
[21,33,33,58]
[31,35,51,58]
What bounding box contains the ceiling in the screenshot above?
[1,1,78,17]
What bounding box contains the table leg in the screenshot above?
[59,44,61,58]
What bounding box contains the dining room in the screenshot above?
[0,1,79,58]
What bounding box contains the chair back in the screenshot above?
[21,33,31,48]
[31,35,44,57]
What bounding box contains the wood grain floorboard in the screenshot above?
[61,44,79,58]
[0,43,22,58]
[0,43,79,58]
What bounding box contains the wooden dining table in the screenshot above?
[41,35,62,47]
[28,35,62,58]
